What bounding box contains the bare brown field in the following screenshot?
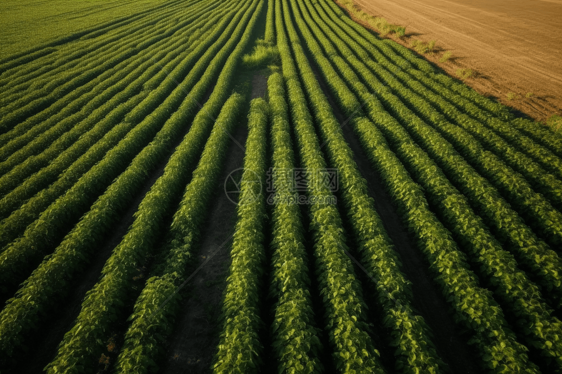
[340,0,562,123]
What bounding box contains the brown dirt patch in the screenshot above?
[337,0,562,123]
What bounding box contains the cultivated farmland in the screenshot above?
[0,0,561,373]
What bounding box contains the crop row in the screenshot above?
[287,1,448,373]
[0,0,251,295]
[290,0,544,371]
[114,2,264,368]
[46,1,262,371]
[265,71,324,373]
[277,3,388,371]
[213,98,269,373]
[304,0,562,305]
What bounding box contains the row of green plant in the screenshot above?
[313,13,562,251]
[0,1,232,200]
[301,3,562,305]
[277,3,387,371]
[510,117,562,157]
[113,94,246,374]
[0,0,210,106]
[293,2,540,371]
[213,98,269,373]
[264,0,275,44]
[465,113,562,181]
[0,0,249,293]
[0,0,205,96]
[113,5,263,370]
[55,2,260,371]
[289,1,445,373]
[0,27,202,239]
[0,1,252,361]
[265,71,324,373]
[0,20,203,184]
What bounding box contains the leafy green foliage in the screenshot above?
[277,3,386,372]
[242,39,279,70]
[213,98,269,373]
[302,0,545,372]
[0,0,253,365]
[266,72,323,374]
[114,3,265,371]
[287,1,445,372]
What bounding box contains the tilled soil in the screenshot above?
[339,0,562,123]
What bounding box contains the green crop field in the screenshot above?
[1,0,562,373]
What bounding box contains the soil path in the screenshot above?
[341,0,562,122]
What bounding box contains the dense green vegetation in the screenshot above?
[1,0,561,372]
